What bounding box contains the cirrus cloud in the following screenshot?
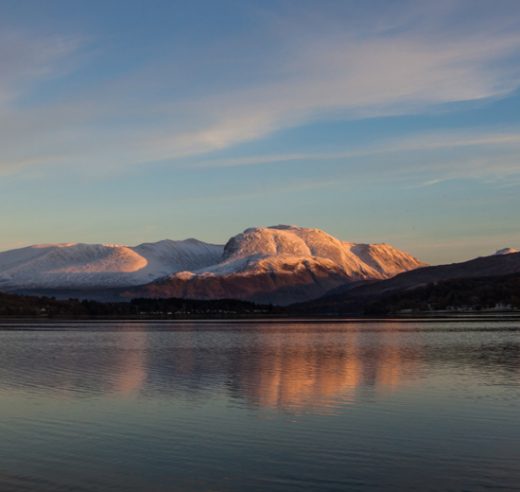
[1,1,520,176]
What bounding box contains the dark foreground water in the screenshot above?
[0,319,519,492]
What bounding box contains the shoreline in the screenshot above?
[1,312,519,324]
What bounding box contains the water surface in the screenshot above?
[0,319,519,491]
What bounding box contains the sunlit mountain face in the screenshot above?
[128,226,425,305]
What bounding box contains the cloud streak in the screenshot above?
[0,29,82,107]
[183,129,520,191]
[1,1,520,176]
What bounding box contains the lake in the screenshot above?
[0,319,519,491]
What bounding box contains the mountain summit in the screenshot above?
[212,225,423,280]
[495,248,520,256]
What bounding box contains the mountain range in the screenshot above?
[1,225,518,310]
[0,225,424,305]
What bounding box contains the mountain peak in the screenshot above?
[222,225,423,276]
[494,248,519,256]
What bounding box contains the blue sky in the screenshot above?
[1,0,520,263]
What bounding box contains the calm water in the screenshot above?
[0,319,519,491]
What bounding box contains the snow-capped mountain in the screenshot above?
[0,239,223,289]
[494,248,519,255]
[125,225,425,304]
[0,225,425,304]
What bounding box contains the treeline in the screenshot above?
[365,273,520,314]
[3,273,519,317]
[0,292,276,318]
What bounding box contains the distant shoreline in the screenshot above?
[1,312,519,324]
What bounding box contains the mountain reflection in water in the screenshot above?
[0,323,427,411]
[231,328,422,411]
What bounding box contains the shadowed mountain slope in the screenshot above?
[297,251,520,313]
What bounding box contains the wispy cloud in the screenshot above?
[184,129,520,190]
[1,1,520,175]
[0,29,82,107]
[189,131,520,167]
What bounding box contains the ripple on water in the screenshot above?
[0,320,519,491]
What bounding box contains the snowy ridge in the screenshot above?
[0,239,223,289]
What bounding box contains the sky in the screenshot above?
[1,0,520,264]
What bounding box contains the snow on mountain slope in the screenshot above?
[0,239,223,289]
[494,247,519,255]
[198,225,424,279]
[126,226,425,305]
